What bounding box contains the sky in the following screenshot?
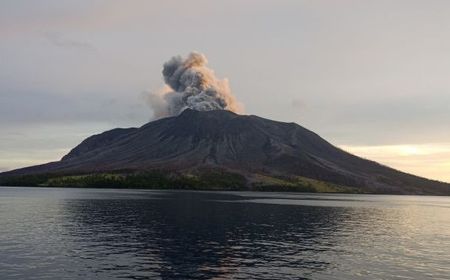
[1,0,449,182]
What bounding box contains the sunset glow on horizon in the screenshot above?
[340,143,450,183]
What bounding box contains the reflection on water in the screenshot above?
[0,188,449,279]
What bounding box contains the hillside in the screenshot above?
[1,109,449,195]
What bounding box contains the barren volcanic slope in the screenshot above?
[1,109,449,194]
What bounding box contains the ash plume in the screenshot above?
[148,52,243,118]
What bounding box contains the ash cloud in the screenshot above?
[148,52,243,118]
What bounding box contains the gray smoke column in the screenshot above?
[148,52,243,118]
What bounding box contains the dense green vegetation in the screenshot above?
[0,174,53,187]
[0,169,360,193]
[0,170,247,190]
[251,174,361,193]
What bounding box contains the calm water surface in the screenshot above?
[0,187,449,279]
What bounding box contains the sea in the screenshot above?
[0,187,448,279]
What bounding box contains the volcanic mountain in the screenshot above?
[1,109,449,195]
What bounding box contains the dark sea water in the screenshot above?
[0,187,449,280]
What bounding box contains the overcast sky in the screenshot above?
[1,0,449,182]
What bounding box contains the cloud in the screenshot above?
[0,91,147,127]
[147,52,243,118]
[44,31,96,52]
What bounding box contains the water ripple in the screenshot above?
[0,187,449,279]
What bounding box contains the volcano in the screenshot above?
[1,109,449,195]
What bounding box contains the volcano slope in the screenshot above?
[1,109,449,195]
